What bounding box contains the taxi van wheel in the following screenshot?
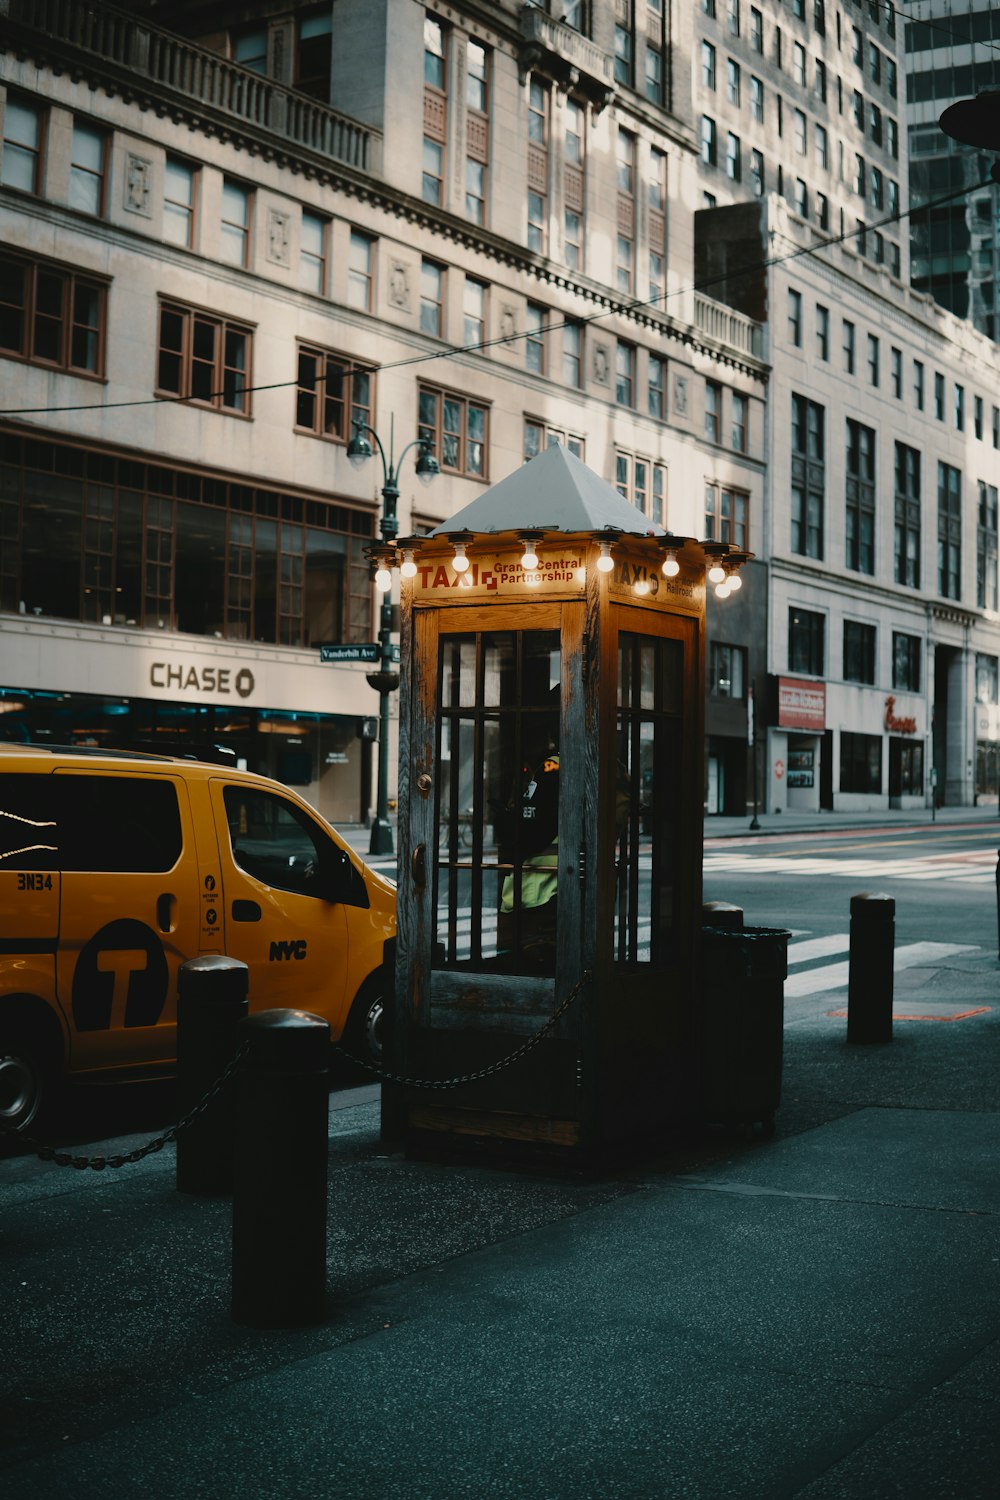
[345,989,384,1067]
[0,1036,53,1136]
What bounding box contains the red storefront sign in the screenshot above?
[777,677,826,730]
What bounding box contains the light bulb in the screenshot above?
[707,562,726,584]
[575,566,587,584]
[596,541,615,574]
[634,577,650,596]
[400,549,417,579]
[715,579,732,599]
[374,566,393,593]
[452,544,470,572]
[727,572,742,591]
[522,541,539,570]
[662,550,680,578]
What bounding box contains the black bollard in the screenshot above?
[176,955,249,1194]
[232,1009,330,1328]
[847,893,895,1044]
[702,901,744,931]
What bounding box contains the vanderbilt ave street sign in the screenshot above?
[319,643,400,663]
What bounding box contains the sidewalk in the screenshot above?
[2,935,998,1497]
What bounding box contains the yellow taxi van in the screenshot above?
[0,745,395,1133]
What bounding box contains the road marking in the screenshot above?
[705,850,996,886]
[786,933,850,965]
[785,939,979,997]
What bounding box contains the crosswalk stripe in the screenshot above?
[784,939,978,998]
[705,852,993,885]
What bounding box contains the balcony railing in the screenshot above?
[3,0,381,175]
[518,4,615,111]
[695,293,764,361]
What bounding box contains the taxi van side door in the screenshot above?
[209,779,353,1033]
[53,769,201,1072]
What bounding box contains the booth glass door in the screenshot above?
[433,618,563,975]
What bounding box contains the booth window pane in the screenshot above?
[435,629,560,974]
[616,632,683,968]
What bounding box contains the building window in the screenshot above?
[420,259,445,337]
[2,95,43,194]
[616,451,666,523]
[299,211,327,293]
[645,0,666,104]
[156,301,252,414]
[347,231,374,311]
[791,395,824,559]
[701,116,717,167]
[616,341,635,407]
[525,420,584,463]
[750,75,764,123]
[296,10,333,99]
[846,419,875,575]
[614,0,635,87]
[423,15,447,206]
[727,0,740,37]
[893,633,921,693]
[163,157,197,249]
[525,302,546,374]
[725,132,742,181]
[914,360,925,411]
[710,642,746,699]
[793,109,806,155]
[702,41,716,90]
[616,128,636,292]
[220,179,252,267]
[816,305,829,361]
[648,147,667,305]
[750,6,762,51]
[70,120,107,217]
[418,385,488,478]
[867,333,879,387]
[233,26,266,72]
[843,319,855,374]
[976,654,999,705]
[841,732,881,794]
[563,320,582,388]
[564,98,585,271]
[817,192,829,229]
[815,124,828,170]
[750,149,765,196]
[527,78,549,255]
[955,384,965,432]
[0,431,374,641]
[890,346,902,399]
[465,41,490,226]
[727,58,741,107]
[731,391,748,452]
[978,481,998,611]
[815,58,827,102]
[648,354,666,419]
[938,461,962,600]
[0,251,107,377]
[934,372,945,421]
[788,607,824,677]
[705,484,748,548]
[994,406,1000,450]
[295,345,371,442]
[894,442,921,589]
[843,620,876,685]
[463,277,486,348]
[788,288,802,347]
[975,394,984,441]
[705,380,721,442]
[794,178,808,218]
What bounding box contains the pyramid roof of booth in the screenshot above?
[427,443,666,538]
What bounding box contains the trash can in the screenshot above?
[700,925,791,1135]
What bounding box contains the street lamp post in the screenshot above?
[347,415,438,856]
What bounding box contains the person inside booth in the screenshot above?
[497,693,561,972]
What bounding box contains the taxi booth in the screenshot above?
[379,444,748,1158]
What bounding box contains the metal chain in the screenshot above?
[334,969,591,1089]
[4,1043,250,1173]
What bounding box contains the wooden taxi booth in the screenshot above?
[379,445,748,1156]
